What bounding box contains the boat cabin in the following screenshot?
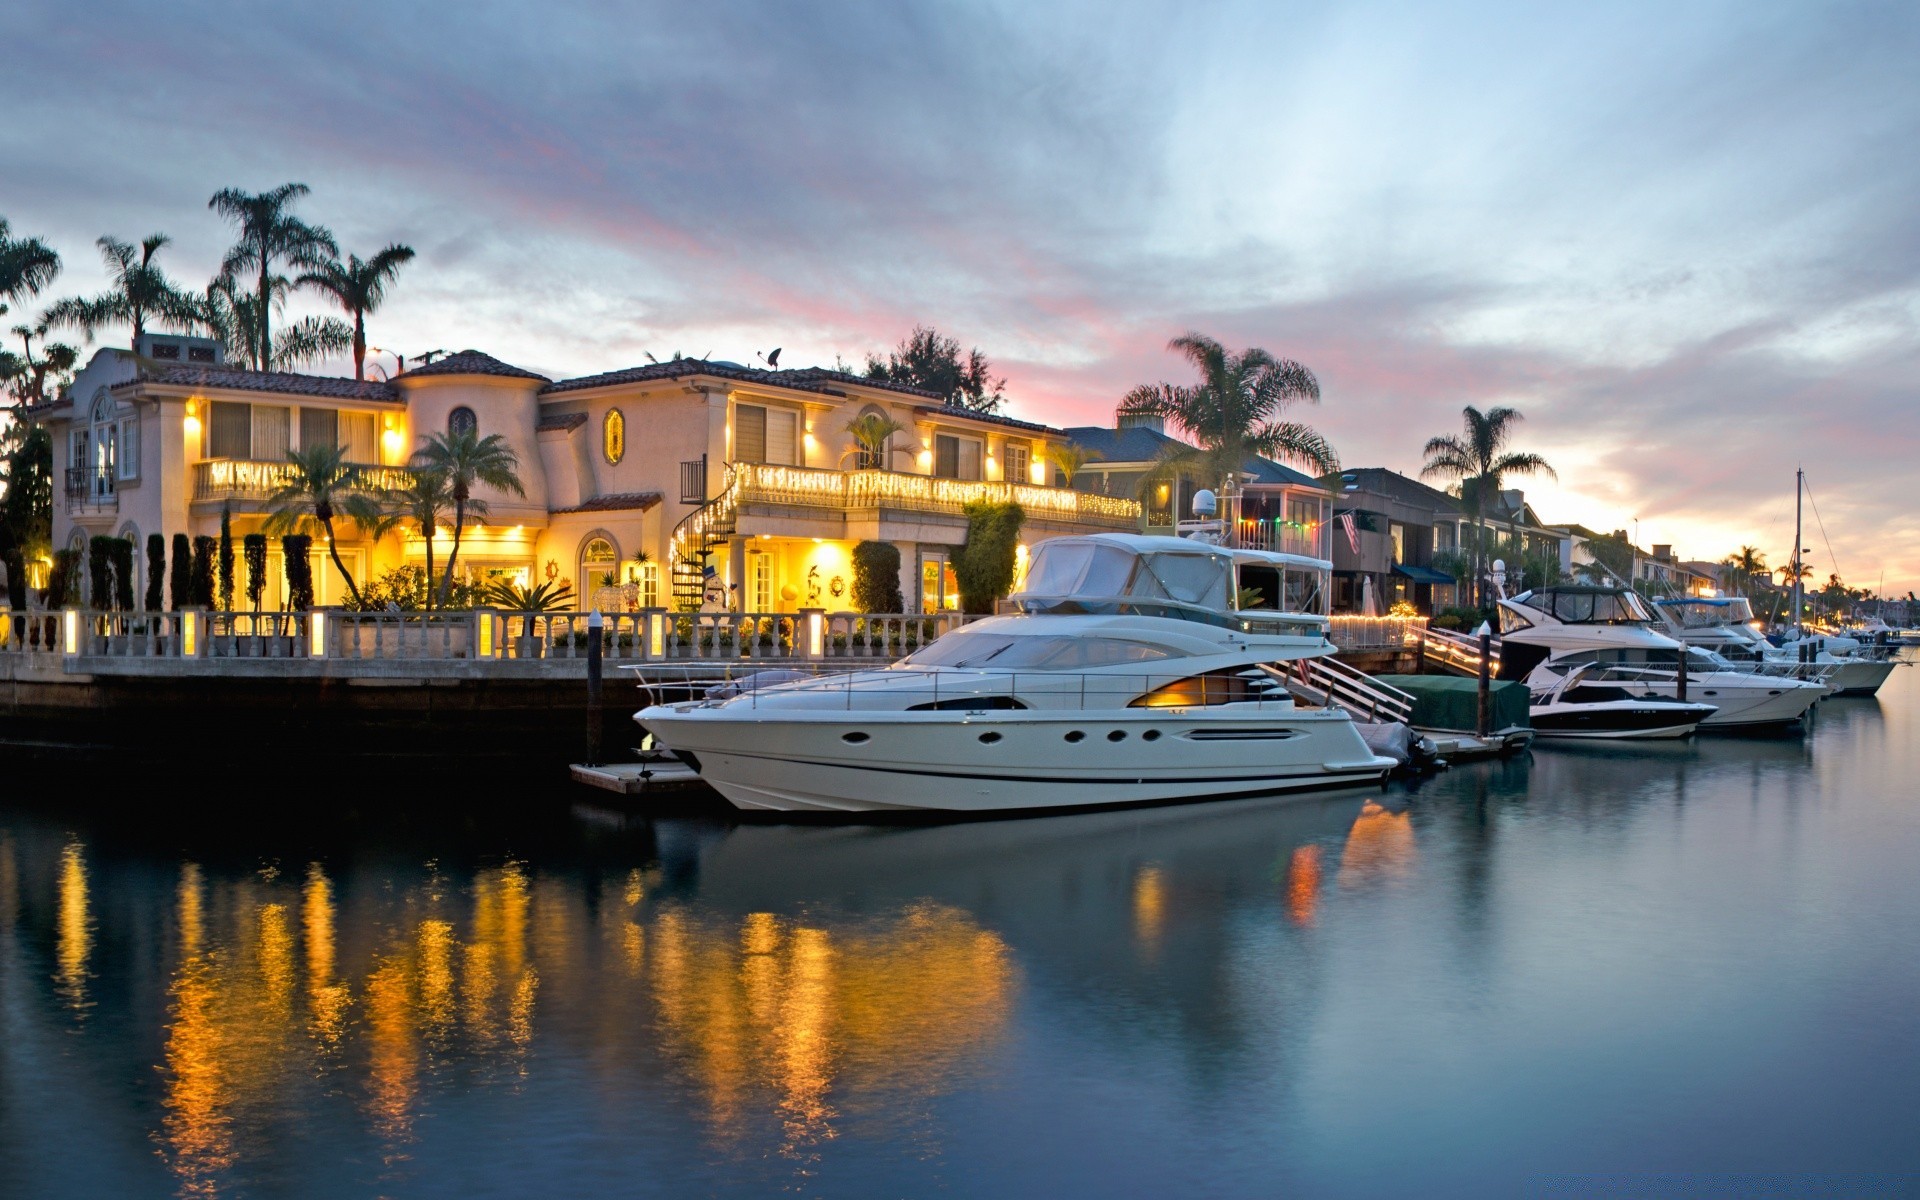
[1011,534,1331,634]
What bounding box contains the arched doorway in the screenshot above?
[579,534,618,609]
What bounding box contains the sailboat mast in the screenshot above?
[1792,467,1804,635]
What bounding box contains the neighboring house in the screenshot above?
[42,336,1137,613]
[1318,468,1462,614]
[1064,415,1333,559]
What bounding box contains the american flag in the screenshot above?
[1338,511,1360,554]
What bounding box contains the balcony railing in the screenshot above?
[732,462,1139,528]
[64,467,117,513]
[193,459,414,502]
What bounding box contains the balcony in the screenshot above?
[65,467,117,514]
[193,459,414,503]
[730,462,1140,529]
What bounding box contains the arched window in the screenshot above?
[579,536,618,595]
[603,408,625,464]
[448,406,477,437]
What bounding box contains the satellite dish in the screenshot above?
[767,347,781,368]
[1192,489,1217,516]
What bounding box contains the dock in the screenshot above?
[569,757,707,795]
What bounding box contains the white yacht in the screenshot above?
[1651,597,1894,697]
[636,535,1397,815]
[1526,664,1717,740]
[1496,586,1826,729]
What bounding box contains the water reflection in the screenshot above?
[55,837,91,1012]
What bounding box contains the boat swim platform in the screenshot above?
[570,758,709,795]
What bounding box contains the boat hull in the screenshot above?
[636,706,1397,815]
[1529,701,1714,740]
[1588,674,1823,728]
[1818,659,1896,697]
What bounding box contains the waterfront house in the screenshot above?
[1318,468,1461,614]
[43,336,1137,613]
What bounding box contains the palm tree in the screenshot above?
[207,184,337,371]
[197,272,352,371]
[1420,406,1556,607]
[840,411,909,468]
[264,443,384,609]
[377,467,450,611]
[5,322,78,406]
[296,244,416,380]
[42,234,199,345]
[0,218,61,320]
[411,428,525,606]
[1043,442,1099,486]
[1117,333,1336,507]
[1721,545,1768,597]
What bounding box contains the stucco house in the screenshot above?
[43,336,1137,613]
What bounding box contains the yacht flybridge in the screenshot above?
[1496,586,1826,729]
[636,535,1396,815]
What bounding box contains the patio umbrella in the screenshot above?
[1361,574,1381,616]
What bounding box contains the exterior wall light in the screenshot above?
[805,609,824,658]
[648,610,665,658]
[62,608,79,655]
[181,610,197,657]
[309,610,327,658]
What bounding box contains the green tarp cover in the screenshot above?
[1373,674,1531,732]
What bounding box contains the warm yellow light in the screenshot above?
[309,610,326,657]
[917,449,933,469]
[648,611,665,657]
[62,608,79,654]
[806,611,824,657]
[181,610,196,656]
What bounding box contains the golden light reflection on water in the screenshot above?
[1339,801,1418,886]
[14,836,1016,1192]
[55,838,92,1012]
[1132,864,1167,951]
[1285,844,1323,926]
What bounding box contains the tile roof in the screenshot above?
[537,412,589,432]
[395,350,551,382]
[910,405,1054,434]
[1065,425,1326,487]
[112,364,400,402]
[550,491,663,514]
[539,357,942,401]
[1319,467,1463,514]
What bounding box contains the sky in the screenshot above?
[5,0,1917,593]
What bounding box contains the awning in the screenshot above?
[1393,564,1456,585]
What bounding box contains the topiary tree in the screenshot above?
[189,536,216,608]
[47,548,80,607]
[111,538,134,611]
[145,533,165,611]
[282,534,314,611]
[217,506,235,611]
[243,534,267,612]
[170,533,191,610]
[87,535,112,607]
[851,541,904,612]
[952,500,1025,615]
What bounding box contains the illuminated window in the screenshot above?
[1004,441,1029,483]
[603,408,625,464]
[448,406,477,437]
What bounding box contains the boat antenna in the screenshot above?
[1792,467,1804,636]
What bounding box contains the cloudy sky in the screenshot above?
[6,0,1917,592]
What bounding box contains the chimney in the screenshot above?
[1116,412,1164,434]
[1653,544,1672,561]
[1611,529,1629,542]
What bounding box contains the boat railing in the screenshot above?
[1326,615,1427,651]
[1297,656,1416,724]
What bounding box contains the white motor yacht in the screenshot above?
[1496,586,1826,729]
[1526,663,1717,739]
[636,535,1397,815]
[1651,597,1893,697]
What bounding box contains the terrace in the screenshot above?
[730,462,1139,528]
[191,459,417,504]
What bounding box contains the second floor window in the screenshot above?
[735,404,797,465]
[449,406,477,437]
[1004,441,1030,484]
[603,409,625,464]
[933,434,982,480]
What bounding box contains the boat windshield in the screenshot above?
[1521,589,1654,625]
[1018,539,1231,611]
[895,630,1183,670]
[1659,599,1754,628]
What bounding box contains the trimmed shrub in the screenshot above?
[217,507,235,611]
[170,533,191,610]
[952,500,1025,615]
[243,534,267,611]
[851,541,903,612]
[282,535,314,611]
[47,549,80,607]
[88,536,113,607]
[110,538,135,611]
[145,534,165,611]
[189,536,217,608]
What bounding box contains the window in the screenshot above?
[116,417,139,482]
[448,406,477,437]
[1004,441,1030,483]
[734,404,796,465]
[639,561,659,608]
[300,407,337,451]
[149,342,180,360]
[580,537,618,595]
[208,402,251,459]
[253,405,290,461]
[188,345,216,363]
[933,434,983,480]
[341,412,376,463]
[603,409,625,464]
[748,552,773,612]
[898,631,1180,670]
[920,553,958,612]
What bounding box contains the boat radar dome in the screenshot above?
[1191,489,1217,516]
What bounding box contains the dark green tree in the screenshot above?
[282,535,314,611]
[189,536,216,607]
[264,444,386,609]
[110,538,134,610]
[243,533,267,612]
[296,244,416,380]
[145,533,165,610]
[410,429,525,606]
[88,535,112,607]
[1420,406,1556,608]
[0,217,61,320]
[170,533,191,610]
[42,234,200,345]
[865,326,1005,413]
[207,184,337,370]
[851,541,904,612]
[0,422,52,608]
[952,501,1025,614]
[217,506,235,611]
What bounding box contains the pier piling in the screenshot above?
[586,609,604,767]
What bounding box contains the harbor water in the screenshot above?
[2,659,1917,1197]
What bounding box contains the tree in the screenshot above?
[145,533,165,611]
[952,500,1025,614]
[840,412,910,469]
[4,323,79,405]
[189,536,217,608]
[0,218,61,320]
[170,533,190,610]
[865,326,1005,413]
[851,541,904,612]
[1578,532,1634,585]
[208,184,337,371]
[1420,406,1555,608]
[243,534,267,612]
[197,273,351,372]
[296,244,416,380]
[410,428,525,606]
[1043,442,1099,487]
[42,234,199,346]
[263,443,384,609]
[1721,546,1767,597]
[0,422,52,607]
[1118,334,1336,514]
[376,467,450,611]
[217,506,235,611]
